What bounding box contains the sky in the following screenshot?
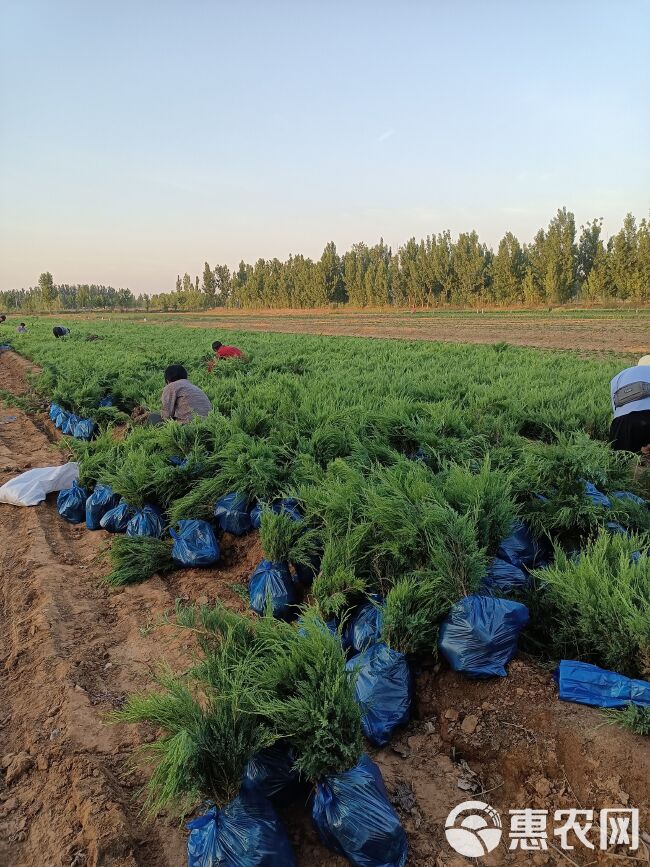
[0,0,649,294]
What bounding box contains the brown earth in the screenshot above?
[173,310,649,354]
[0,349,648,867]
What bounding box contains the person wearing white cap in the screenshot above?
[609,355,650,452]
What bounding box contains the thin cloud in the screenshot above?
[376,128,395,143]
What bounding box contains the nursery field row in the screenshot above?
[2,320,649,867]
[25,306,650,352]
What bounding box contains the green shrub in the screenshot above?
[113,645,273,816]
[531,531,650,678]
[103,536,174,587]
[381,573,451,656]
[603,705,650,736]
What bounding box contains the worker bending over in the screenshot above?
[207,339,243,371]
[610,355,650,452]
[148,365,212,424]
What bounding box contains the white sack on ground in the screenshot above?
[0,462,80,506]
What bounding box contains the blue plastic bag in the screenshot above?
[126,505,165,538]
[63,413,81,436]
[186,792,296,867]
[605,521,628,536]
[98,395,113,407]
[480,557,529,596]
[497,521,545,570]
[214,492,251,536]
[168,455,188,467]
[49,403,62,422]
[312,754,408,867]
[438,594,529,678]
[582,480,611,509]
[292,553,321,587]
[612,490,646,506]
[249,560,297,619]
[250,498,302,530]
[73,418,95,441]
[170,519,220,567]
[100,499,137,533]
[343,598,383,653]
[555,660,650,709]
[54,408,69,430]
[242,743,301,803]
[85,484,120,530]
[346,643,411,746]
[57,480,89,524]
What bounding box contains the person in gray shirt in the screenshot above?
[148,364,212,425]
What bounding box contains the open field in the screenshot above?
[1,322,649,867]
[32,307,649,354]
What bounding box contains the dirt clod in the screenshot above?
[5,753,33,785]
[460,713,479,734]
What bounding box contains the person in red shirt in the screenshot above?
[207,340,243,371]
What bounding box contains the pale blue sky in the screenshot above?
[1,0,648,293]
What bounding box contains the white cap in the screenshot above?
[638,355,650,366]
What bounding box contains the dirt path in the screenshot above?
[0,350,648,866]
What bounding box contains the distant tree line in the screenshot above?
[1,209,648,313]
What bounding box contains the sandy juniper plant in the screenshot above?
[174,603,363,782]
[516,431,641,541]
[381,570,471,657]
[103,536,174,587]
[603,705,650,736]
[258,508,321,566]
[113,643,275,817]
[530,531,650,679]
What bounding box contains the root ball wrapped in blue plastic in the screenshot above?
[100,500,137,533]
[57,480,89,524]
[581,480,611,509]
[85,484,120,530]
[249,560,297,619]
[612,490,646,506]
[343,598,383,653]
[312,754,407,867]
[555,660,650,709]
[54,408,69,430]
[214,492,252,536]
[63,413,81,436]
[438,594,529,678]
[250,498,302,530]
[346,643,411,746]
[242,743,301,804]
[480,557,529,596]
[73,418,95,441]
[49,403,62,422]
[126,505,165,538]
[497,521,547,570]
[186,791,296,867]
[170,519,220,567]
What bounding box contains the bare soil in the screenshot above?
[0,349,648,867]
[175,310,649,354]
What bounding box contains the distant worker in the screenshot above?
[53,326,70,338]
[16,323,27,333]
[610,355,650,453]
[148,364,212,425]
[207,339,243,371]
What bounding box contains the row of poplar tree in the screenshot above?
[176,209,649,309]
[1,209,647,313]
